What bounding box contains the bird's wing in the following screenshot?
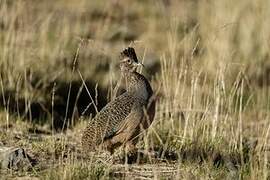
[93,93,136,142]
[110,104,144,140]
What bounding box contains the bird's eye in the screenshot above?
[127,59,131,64]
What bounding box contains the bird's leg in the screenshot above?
[112,140,139,164]
[101,140,115,154]
[125,141,137,156]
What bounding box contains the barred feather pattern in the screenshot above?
[81,93,138,151]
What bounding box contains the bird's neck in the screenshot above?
[122,71,153,101]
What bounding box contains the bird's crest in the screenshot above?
[120,47,138,63]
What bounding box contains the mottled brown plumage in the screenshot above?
[81,47,155,153]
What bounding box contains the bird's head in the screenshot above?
[119,47,143,73]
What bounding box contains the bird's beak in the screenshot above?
[134,62,144,68]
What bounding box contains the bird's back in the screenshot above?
[81,92,137,151]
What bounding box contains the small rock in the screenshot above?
[0,147,34,171]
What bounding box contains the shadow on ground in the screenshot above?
[0,78,108,131]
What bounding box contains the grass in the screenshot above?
[0,0,270,179]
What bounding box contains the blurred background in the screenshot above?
[1,0,269,129]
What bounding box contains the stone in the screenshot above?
[0,146,34,171]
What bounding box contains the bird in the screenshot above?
[81,47,156,155]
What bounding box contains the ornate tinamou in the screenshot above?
[82,47,156,154]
